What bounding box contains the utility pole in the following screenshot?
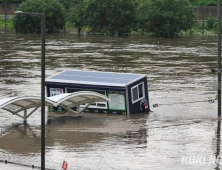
[218,0,221,118]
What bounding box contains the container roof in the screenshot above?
[45,70,146,87]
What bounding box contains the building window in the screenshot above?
[131,82,145,104]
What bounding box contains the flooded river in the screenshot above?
[0,30,220,170]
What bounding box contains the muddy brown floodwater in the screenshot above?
[0,30,221,170]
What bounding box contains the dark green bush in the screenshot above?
[206,14,217,30]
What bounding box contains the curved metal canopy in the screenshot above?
[47,91,109,115]
[0,96,55,115]
[47,91,109,107]
[0,91,109,122]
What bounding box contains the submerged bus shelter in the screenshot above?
[0,91,109,123]
[45,70,150,115]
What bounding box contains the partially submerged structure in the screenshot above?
[45,70,150,115]
[0,92,109,122]
[0,70,150,123]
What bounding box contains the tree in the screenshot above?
[147,0,196,37]
[59,0,72,10]
[83,0,137,35]
[106,0,137,35]
[68,0,87,34]
[136,0,149,34]
[13,0,66,33]
[85,0,108,34]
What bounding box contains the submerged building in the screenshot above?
[45,70,150,115]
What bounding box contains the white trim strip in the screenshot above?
[131,82,145,104]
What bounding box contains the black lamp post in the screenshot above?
[14,11,46,170]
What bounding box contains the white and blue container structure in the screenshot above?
[45,70,150,115]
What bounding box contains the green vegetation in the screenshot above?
[136,0,149,34]
[68,0,138,35]
[186,13,222,35]
[87,0,137,35]
[13,0,66,33]
[67,0,196,37]
[146,0,196,37]
[205,14,222,33]
[0,16,5,26]
[68,0,86,34]
[59,0,72,10]
[1,0,198,37]
[0,15,13,27]
[206,13,216,30]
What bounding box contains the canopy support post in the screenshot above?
[78,103,91,115]
[14,113,24,119]
[24,109,27,123]
[58,104,78,114]
[77,105,80,115]
[68,109,77,114]
[27,106,40,119]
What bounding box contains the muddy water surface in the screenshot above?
[0,31,220,170]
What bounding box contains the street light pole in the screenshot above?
[218,0,221,118]
[14,11,46,170]
[4,0,7,33]
[41,12,46,170]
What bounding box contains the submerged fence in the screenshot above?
[0,159,54,170]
